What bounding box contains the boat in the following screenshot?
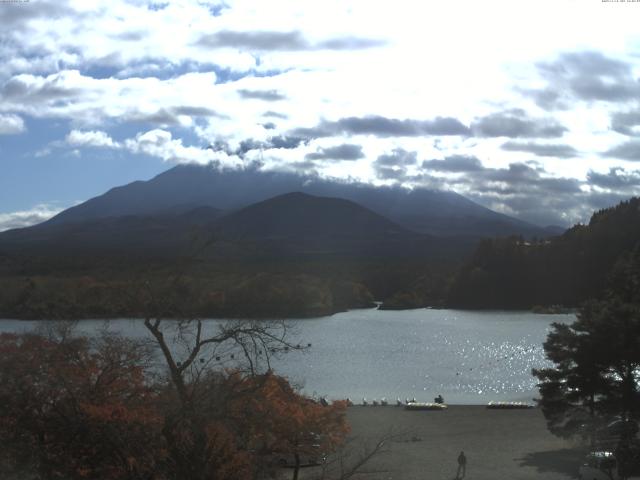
[486,401,534,409]
[404,402,448,411]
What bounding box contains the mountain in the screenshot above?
[42,164,553,238]
[0,191,474,260]
[215,192,408,240]
[207,192,469,260]
[447,197,640,309]
[0,206,222,256]
[0,191,474,319]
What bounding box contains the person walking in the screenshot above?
[456,450,467,479]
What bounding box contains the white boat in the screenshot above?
[404,402,448,411]
[486,401,534,409]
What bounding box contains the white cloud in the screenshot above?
[0,204,63,232]
[66,129,119,148]
[124,129,240,166]
[0,113,25,134]
[3,0,640,224]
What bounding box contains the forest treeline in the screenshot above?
[4,197,640,317]
[0,254,456,319]
[447,197,640,309]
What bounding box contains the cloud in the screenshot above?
[293,115,470,138]
[605,141,640,161]
[471,110,567,138]
[373,148,417,179]
[269,135,305,149]
[237,89,287,101]
[1,70,82,105]
[0,1,75,28]
[412,159,587,226]
[0,204,63,232]
[66,130,119,148]
[305,143,364,161]
[194,30,385,51]
[0,113,25,134]
[317,36,387,50]
[124,106,222,126]
[587,167,640,190]
[263,111,288,119]
[500,141,578,158]
[611,110,640,137]
[124,129,225,164]
[422,155,484,172]
[62,127,237,166]
[527,51,639,109]
[0,70,223,127]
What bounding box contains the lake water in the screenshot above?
[0,308,574,404]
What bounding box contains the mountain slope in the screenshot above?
[0,207,222,256]
[447,197,640,309]
[43,164,551,238]
[215,192,408,240]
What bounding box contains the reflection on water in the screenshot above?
[0,308,574,404]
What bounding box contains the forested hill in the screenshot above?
[447,197,640,309]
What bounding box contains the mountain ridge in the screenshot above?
[40,164,557,238]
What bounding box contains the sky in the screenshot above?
[1,0,640,230]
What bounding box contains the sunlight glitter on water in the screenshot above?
[0,309,574,404]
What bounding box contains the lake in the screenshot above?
[0,308,574,404]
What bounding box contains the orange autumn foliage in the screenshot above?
[0,332,351,480]
[227,371,350,461]
[0,332,162,480]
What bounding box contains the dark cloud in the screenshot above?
[0,2,75,27]
[605,141,640,161]
[373,148,417,180]
[196,30,309,50]
[317,36,387,50]
[569,77,638,102]
[611,110,640,137]
[126,106,222,125]
[292,115,470,139]
[471,110,567,138]
[375,148,417,166]
[111,31,146,42]
[195,30,386,52]
[587,167,640,190]
[305,143,364,161]
[237,89,286,101]
[269,135,305,149]
[261,122,277,130]
[526,51,639,109]
[1,73,81,104]
[263,110,288,119]
[501,141,578,158]
[207,135,306,159]
[172,106,219,117]
[422,155,483,172]
[539,51,631,77]
[412,160,586,226]
[236,138,267,156]
[525,88,567,111]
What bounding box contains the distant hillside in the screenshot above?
[0,192,475,261]
[447,198,640,309]
[215,192,407,240]
[42,164,554,238]
[0,207,222,256]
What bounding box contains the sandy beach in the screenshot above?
[312,405,586,480]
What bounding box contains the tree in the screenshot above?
[533,298,640,443]
[136,269,353,480]
[0,329,161,480]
